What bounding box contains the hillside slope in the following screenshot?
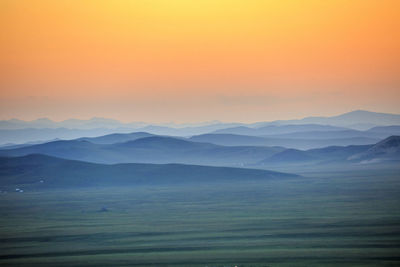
[349,136,400,163]
[0,154,299,189]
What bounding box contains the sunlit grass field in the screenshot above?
[1,170,400,266]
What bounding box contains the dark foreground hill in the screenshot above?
[0,154,299,189]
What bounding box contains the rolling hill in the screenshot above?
[0,127,136,145]
[260,130,385,139]
[1,134,399,169]
[213,124,399,140]
[0,136,284,166]
[77,132,154,144]
[367,126,400,135]
[189,133,379,150]
[0,154,299,189]
[213,124,348,136]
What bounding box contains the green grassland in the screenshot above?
[1,169,400,266]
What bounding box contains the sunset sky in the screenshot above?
[1,0,399,123]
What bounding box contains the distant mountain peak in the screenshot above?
[88,117,121,122]
[337,110,391,117]
[33,118,54,122]
[346,109,369,113]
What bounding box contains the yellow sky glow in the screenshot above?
[0,0,399,122]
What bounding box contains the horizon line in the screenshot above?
[1,109,400,125]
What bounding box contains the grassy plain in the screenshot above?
[1,169,400,266]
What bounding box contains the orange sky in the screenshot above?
[0,0,399,122]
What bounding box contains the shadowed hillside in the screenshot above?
[349,136,400,163]
[0,154,299,189]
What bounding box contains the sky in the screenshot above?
[0,0,399,123]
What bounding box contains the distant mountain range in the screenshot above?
[260,110,400,130]
[0,117,138,130]
[1,110,399,131]
[189,133,380,150]
[213,124,349,135]
[0,128,139,146]
[0,154,298,189]
[213,125,399,139]
[0,136,284,166]
[1,110,399,147]
[1,134,399,168]
[0,117,240,132]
